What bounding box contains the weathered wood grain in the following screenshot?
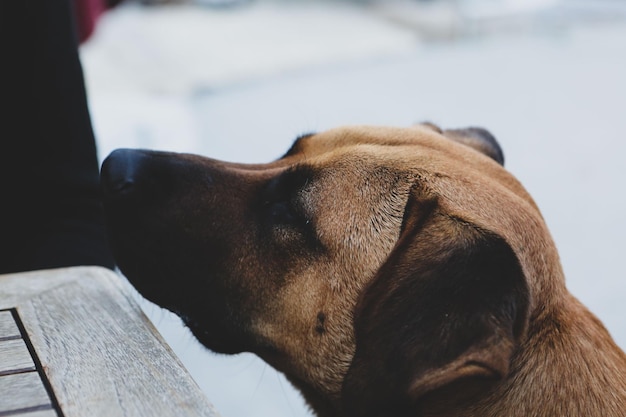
[0,338,35,375]
[0,310,20,339]
[0,267,221,417]
[0,372,51,413]
[0,271,80,310]
[15,410,58,417]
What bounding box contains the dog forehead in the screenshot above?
[288,125,505,172]
[287,127,541,237]
[293,125,443,156]
[284,126,493,183]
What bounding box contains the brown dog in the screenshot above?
[101,124,626,417]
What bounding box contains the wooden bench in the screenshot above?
[0,267,220,417]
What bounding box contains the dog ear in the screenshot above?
[342,185,529,417]
[417,123,505,166]
[443,127,505,166]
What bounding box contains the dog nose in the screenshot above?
[101,149,146,200]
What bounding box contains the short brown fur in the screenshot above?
[102,124,626,417]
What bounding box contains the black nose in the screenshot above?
[101,149,147,201]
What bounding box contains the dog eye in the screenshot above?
[262,167,314,229]
[268,200,300,225]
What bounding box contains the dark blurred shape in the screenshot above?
[0,0,115,273]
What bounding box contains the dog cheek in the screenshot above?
[247,268,354,389]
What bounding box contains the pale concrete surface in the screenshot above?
[82,1,626,416]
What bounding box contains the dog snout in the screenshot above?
[101,148,146,200]
[101,148,192,208]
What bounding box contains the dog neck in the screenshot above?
[467,294,626,417]
[285,374,342,417]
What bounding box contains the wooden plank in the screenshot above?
[0,310,20,339]
[1,267,221,417]
[0,372,51,413]
[15,410,58,417]
[0,271,80,310]
[0,338,35,375]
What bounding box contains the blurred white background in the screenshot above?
[81,1,626,416]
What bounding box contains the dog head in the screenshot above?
[101,124,561,416]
